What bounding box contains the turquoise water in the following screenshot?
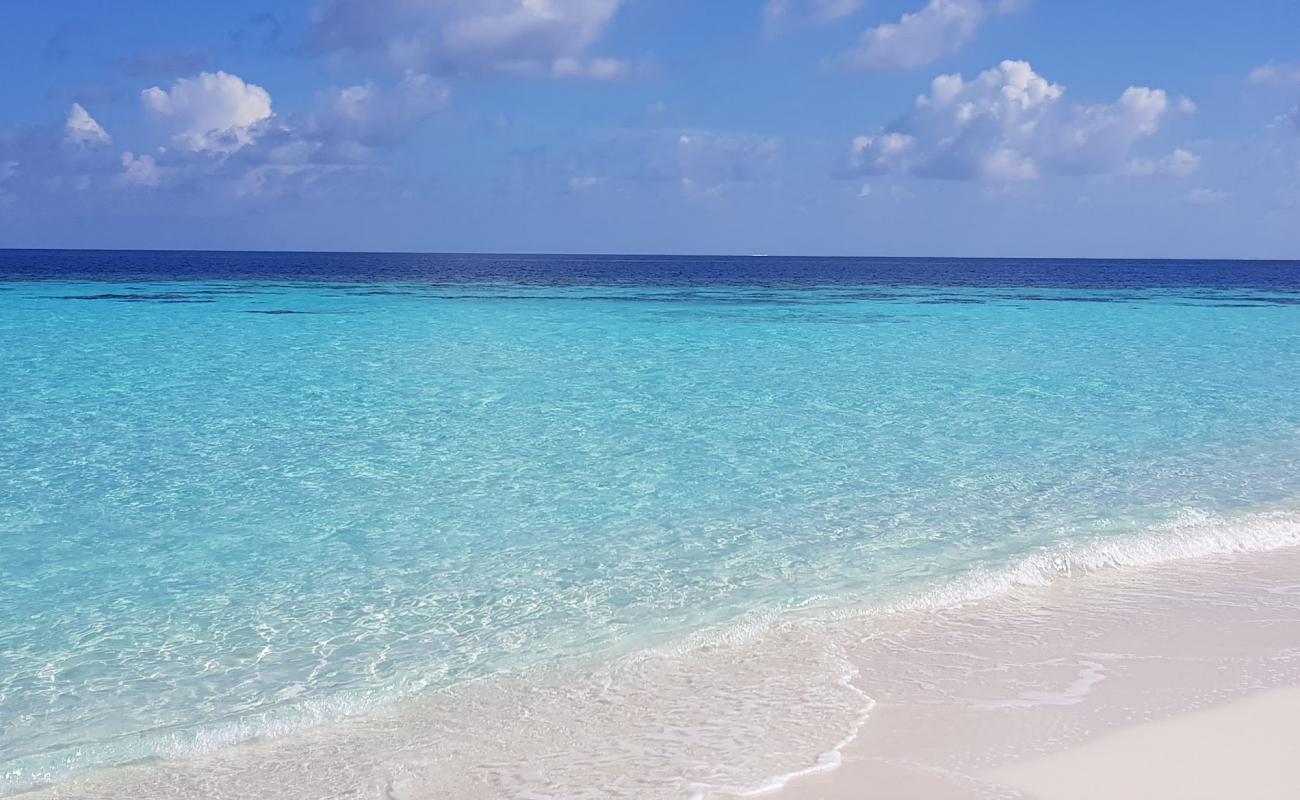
[2,257,1300,793]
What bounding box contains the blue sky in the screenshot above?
[1,0,1297,257]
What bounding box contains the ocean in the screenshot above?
[2,250,1299,797]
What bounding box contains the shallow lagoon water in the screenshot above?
[1,252,1299,794]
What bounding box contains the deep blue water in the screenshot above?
[2,248,1299,290]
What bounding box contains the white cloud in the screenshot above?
[311,0,627,79]
[109,69,444,202]
[847,60,1190,182]
[119,151,162,186]
[142,71,273,155]
[65,103,111,146]
[840,0,1028,71]
[1247,63,1300,87]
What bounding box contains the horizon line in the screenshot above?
[2,247,1298,265]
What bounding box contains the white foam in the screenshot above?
[687,663,877,799]
[638,509,1300,666]
[974,658,1108,710]
[895,508,1300,614]
[1,692,389,795]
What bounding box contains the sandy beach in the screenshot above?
[987,687,1300,800]
[775,688,1300,799]
[771,544,1300,800]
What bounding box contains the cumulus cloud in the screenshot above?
[142,71,273,155]
[119,151,162,186]
[95,65,453,202]
[1247,63,1300,87]
[65,103,111,146]
[840,0,1028,71]
[846,60,1194,182]
[310,0,626,79]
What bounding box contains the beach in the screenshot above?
[772,544,1300,800]
[988,688,1300,800]
[778,690,1300,799]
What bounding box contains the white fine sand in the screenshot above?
[774,685,1300,800]
[984,686,1300,800]
[768,547,1300,800]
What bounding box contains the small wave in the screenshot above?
[1,692,386,795]
[637,508,1300,665]
[891,508,1300,615]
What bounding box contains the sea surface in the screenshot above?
[2,250,1300,796]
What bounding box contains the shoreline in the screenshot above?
[768,544,1300,799]
[13,531,1300,799]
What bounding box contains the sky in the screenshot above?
[1,0,1298,258]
